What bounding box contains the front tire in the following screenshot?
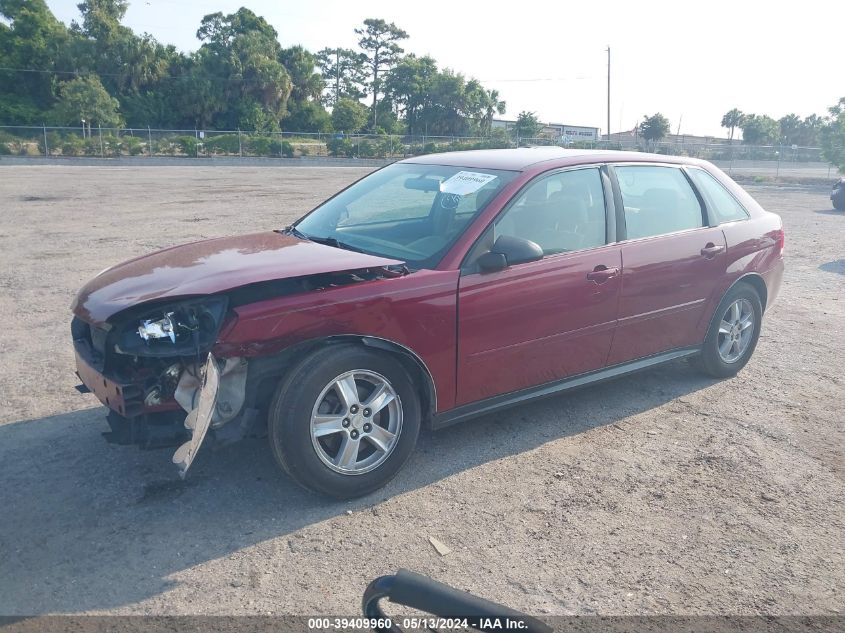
[268,344,421,499]
[695,282,763,378]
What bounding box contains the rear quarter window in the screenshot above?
[615,165,704,239]
[687,168,750,223]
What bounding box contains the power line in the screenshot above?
[479,75,596,83]
[1,64,599,87]
[0,66,89,75]
[0,66,596,82]
[0,65,273,84]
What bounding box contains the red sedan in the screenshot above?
[71,148,785,498]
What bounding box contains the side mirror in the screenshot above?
[477,235,543,272]
[477,251,508,272]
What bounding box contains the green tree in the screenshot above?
[280,45,324,102]
[0,0,75,122]
[721,108,745,142]
[383,55,507,137]
[73,0,127,40]
[71,1,185,127]
[779,113,802,145]
[741,114,779,145]
[460,79,503,136]
[383,54,437,135]
[821,98,845,172]
[53,74,122,131]
[0,1,525,142]
[284,100,331,132]
[316,47,368,105]
[331,97,368,133]
[797,114,824,147]
[480,89,506,136]
[423,70,469,136]
[169,56,225,128]
[639,113,670,143]
[73,1,172,92]
[512,111,544,140]
[278,45,327,132]
[192,8,291,130]
[355,18,408,130]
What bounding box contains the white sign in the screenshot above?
[561,126,599,141]
[440,171,498,196]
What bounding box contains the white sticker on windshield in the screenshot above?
[440,171,498,196]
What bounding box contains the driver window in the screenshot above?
[494,168,607,255]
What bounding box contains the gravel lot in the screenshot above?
[0,165,842,617]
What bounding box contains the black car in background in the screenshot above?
[833,178,845,210]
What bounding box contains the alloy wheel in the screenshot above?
[310,370,403,474]
[717,298,755,363]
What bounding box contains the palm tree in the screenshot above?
[481,89,506,136]
[280,45,325,102]
[721,108,745,142]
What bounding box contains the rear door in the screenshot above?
[607,164,726,365]
[456,166,621,406]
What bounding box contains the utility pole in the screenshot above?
[606,46,611,145]
[335,49,340,106]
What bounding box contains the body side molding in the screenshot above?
[432,346,700,429]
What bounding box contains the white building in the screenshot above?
[492,119,601,143]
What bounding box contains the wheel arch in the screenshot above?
[354,335,437,424]
[733,272,768,313]
[242,335,437,426]
[701,272,768,346]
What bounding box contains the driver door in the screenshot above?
[456,167,621,406]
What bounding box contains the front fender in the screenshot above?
[214,269,459,411]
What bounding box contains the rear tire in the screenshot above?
[268,344,421,499]
[695,282,763,378]
[833,182,845,210]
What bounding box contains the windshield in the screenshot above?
[294,163,518,268]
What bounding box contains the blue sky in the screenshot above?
[46,0,844,138]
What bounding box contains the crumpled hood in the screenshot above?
[72,231,402,325]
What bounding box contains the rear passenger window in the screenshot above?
[687,168,749,223]
[494,168,607,255]
[616,166,704,239]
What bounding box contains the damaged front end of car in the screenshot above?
[72,295,253,477]
[70,228,412,477]
[71,257,415,480]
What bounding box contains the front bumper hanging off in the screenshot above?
[75,349,224,477]
[172,354,220,478]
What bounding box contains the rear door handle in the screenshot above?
[586,265,619,283]
[700,243,725,258]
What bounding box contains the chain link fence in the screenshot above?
[0,125,837,179]
[0,125,511,160]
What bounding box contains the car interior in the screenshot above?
[335,182,502,264]
[616,166,705,239]
[494,169,606,255]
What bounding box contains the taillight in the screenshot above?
[776,226,785,256]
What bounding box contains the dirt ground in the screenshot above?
[0,165,842,617]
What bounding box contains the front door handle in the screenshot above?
[700,243,725,258]
[586,265,620,284]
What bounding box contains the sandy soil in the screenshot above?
[0,166,842,617]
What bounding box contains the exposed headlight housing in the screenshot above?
[138,313,177,343]
[114,297,228,357]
